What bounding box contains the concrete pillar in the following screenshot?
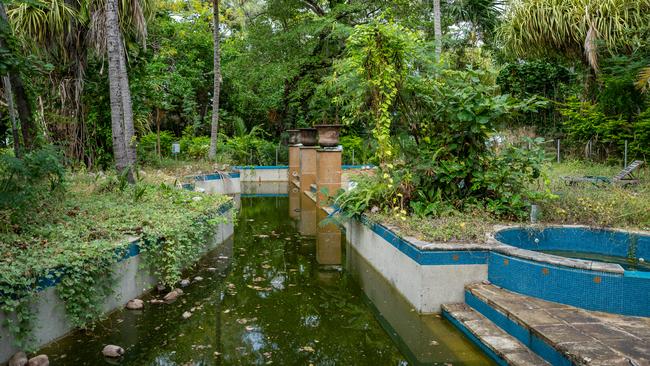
[316,209,341,266]
[289,144,301,186]
[288,185,300,220]
[298,191,317,236]
[316,147,342,206]
[299,146,318,195]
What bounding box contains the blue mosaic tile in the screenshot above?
[488,252,650,317]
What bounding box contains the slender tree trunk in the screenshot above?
[106,0,130,179]
[1,3,37,151]
[209,0,221,160]
[156,108,161,157]
[2,76,21,158]
[117,31,137,167]
[433,0,442,62]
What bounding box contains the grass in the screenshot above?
[540,160,650,230]
[374,160,650,243]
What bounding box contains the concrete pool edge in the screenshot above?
[0,203,235,364]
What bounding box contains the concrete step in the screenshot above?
[465,283,650,366]
[442,303,550,366]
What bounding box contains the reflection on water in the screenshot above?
[347,244,494,365]
[37,190,493,365]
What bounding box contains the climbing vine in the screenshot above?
[332,19,417,163]
[0,175,231,350]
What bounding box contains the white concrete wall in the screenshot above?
[344,219,487,313]
[194,176,241,195]
[0,219,234,364]
[236,168,288,182]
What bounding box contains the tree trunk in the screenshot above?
[433,0,442,62]
[156,108,161,157]
[0,3,37,151]
[117,31,137,168]
[106,0,130,179]
[209,0,221,160]
[2,76,21,158]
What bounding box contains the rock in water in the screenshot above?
[27,355,49,366]
[163,288,183,302]
[125,299,144,310]
[179,279,191,287]
[102,345,124,358]
[8,352,28,366]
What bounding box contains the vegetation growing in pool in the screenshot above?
[0,150,230,350]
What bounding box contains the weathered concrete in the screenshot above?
[316,147,342,206]
[316,209,341,265]
[193,175,241,195]
[344,219,487,313]
[442,303,550,366]
[467,283,650,366]
[234,167,288,182]
[0,216,234,365]
[288,145,301,182]
[299,147,318,194]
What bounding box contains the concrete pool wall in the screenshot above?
[0,204,234,364]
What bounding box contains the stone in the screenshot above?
[102,345,124,358]
[8,351,28,366]
[207,267,217,272]
[182,311,193,319]
[194,276,204,282]
[163,288,183,302]
[27,355,49,366]
[179,279,191,287]
[125,299,144,310]
[156,284,166,292]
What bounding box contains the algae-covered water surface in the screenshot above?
[39,194,493,365]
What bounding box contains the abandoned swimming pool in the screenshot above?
[37,195,494,365]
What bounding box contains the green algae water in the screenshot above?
[39,194,494,365]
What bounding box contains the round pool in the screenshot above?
[489,226,650,317]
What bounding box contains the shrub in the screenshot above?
[138,131,175,161]
[0,146,66,230]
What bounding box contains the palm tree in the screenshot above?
[106,0,131,179]
[498,0,650,72]
[7,0,151,168]
[209,0,221,160]
[0,2,37,152]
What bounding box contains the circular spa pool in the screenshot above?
[489,226,650,317]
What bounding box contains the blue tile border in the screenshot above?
[441,310,509,366]
[193,172,240,181]
[495,226,650,262]
[465,291,573,366]
[488,251,650,317]
[233,165,288,170]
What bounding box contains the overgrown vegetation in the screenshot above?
[0,149,230,350]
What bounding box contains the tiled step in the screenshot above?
[465,283,650,366]
[442,303,550,366]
